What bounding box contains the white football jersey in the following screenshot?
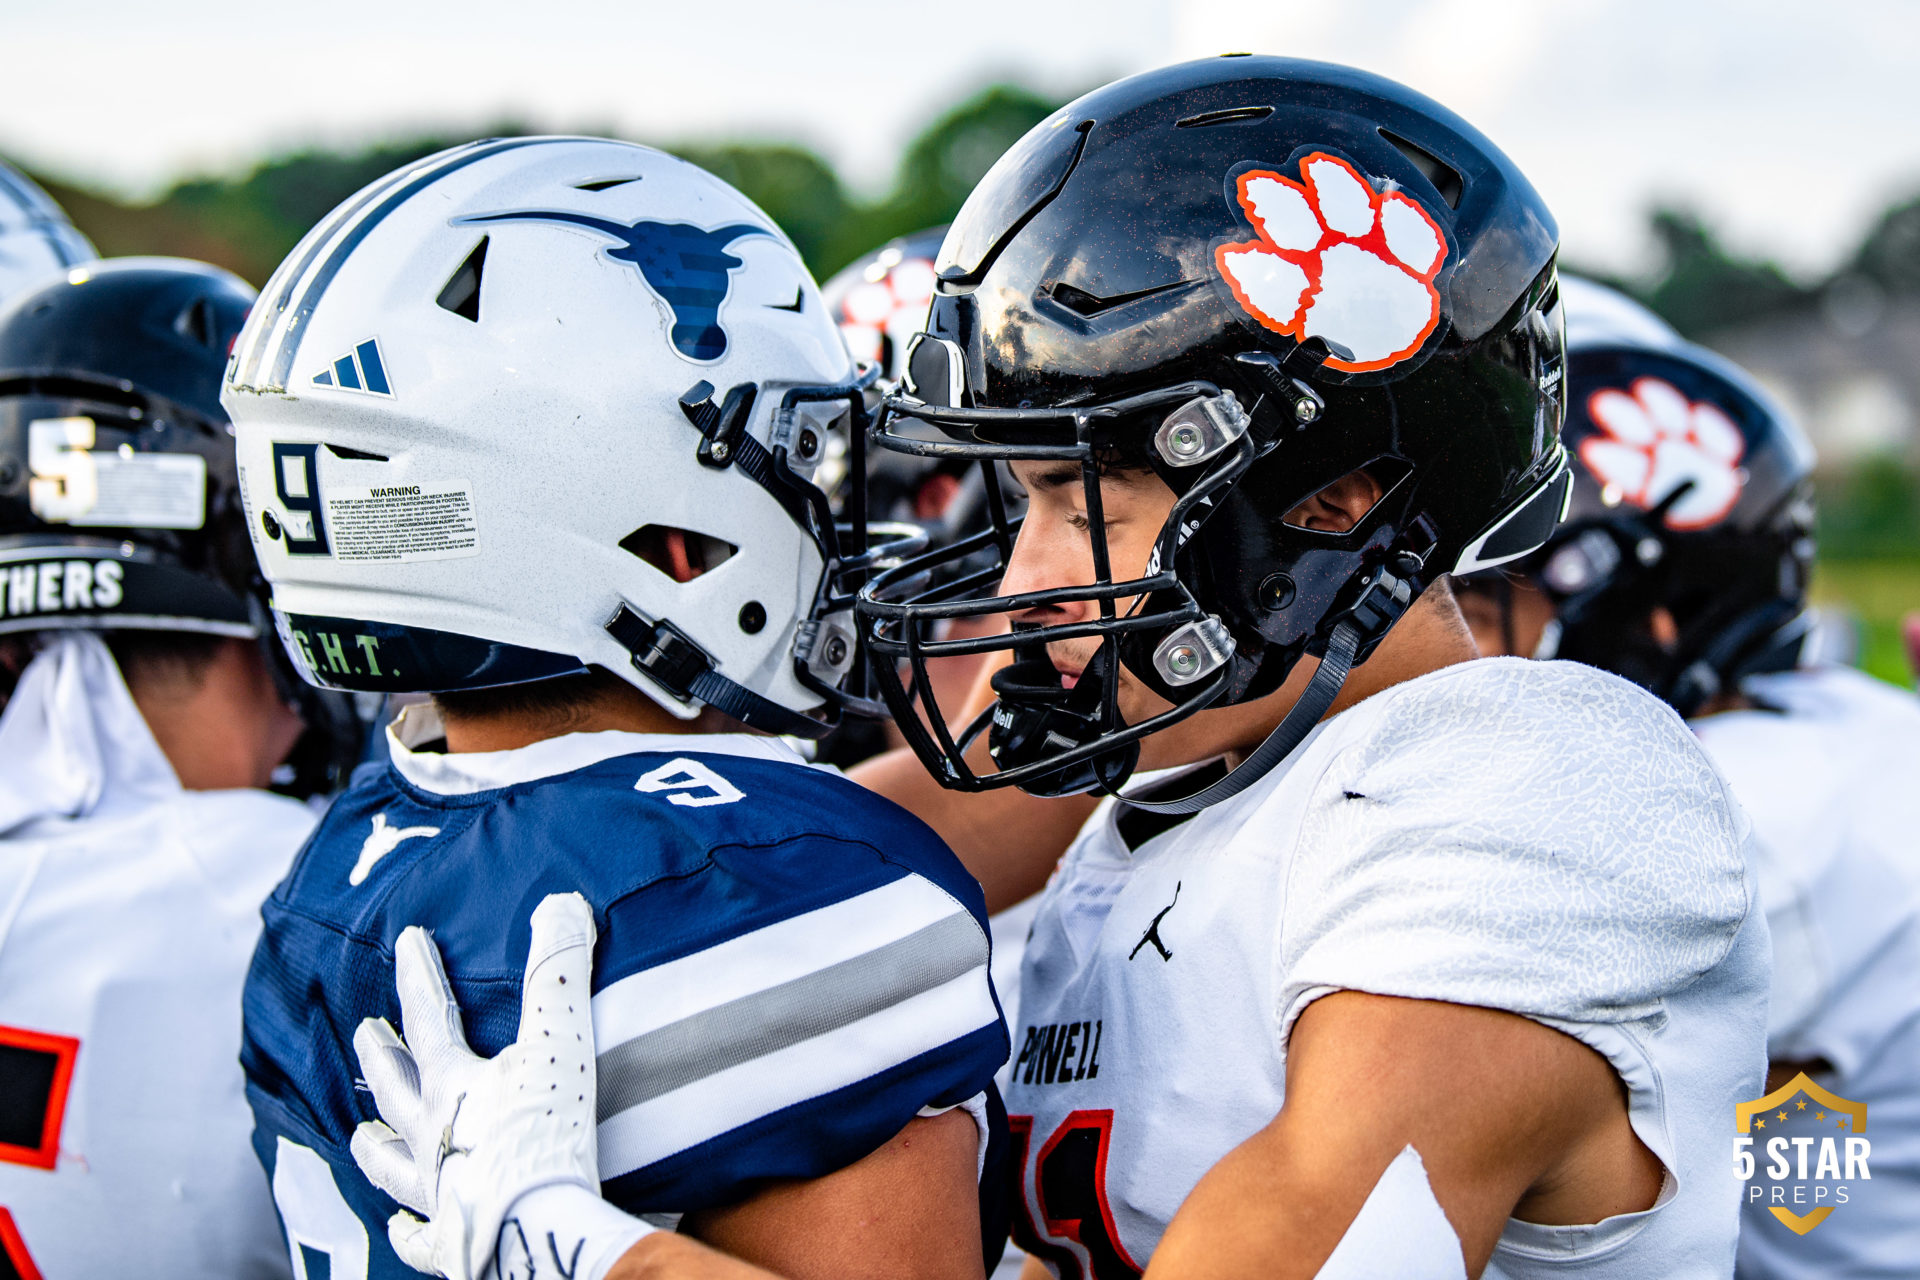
[0,634,310,1276]
[1006,657,1769,1279]
[1692,665,1920,1279]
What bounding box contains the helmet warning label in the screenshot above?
[322,479,478,562]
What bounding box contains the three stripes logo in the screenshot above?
[311,337,393,396]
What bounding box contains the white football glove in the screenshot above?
[349,891,617,1279]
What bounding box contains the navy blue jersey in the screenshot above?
[242,731,1009,1279]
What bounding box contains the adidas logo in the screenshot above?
[312,338,393,396]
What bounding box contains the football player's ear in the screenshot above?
[1285,469,1386,534]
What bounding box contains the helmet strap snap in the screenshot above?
[1117,549,1420,815]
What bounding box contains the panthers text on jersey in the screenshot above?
[0,633,311,1278]
[1692,665,1920,1280]
[242,706,1009,1280]
[1005,657,1770,1280]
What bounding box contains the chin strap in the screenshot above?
[1661,599,1811,717]
[604,603,830,739]
[1116,619,1361,816]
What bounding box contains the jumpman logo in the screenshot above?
[1129,881,1181,962]
[350,812,441,886]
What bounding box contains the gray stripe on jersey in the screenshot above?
[595,910,986,1121]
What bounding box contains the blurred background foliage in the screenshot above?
[12,84,1920,681]
[20,84,1063,287]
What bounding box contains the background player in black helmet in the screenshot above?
[1455,276,1818,712]
[344,59,1768,1280]
[0,258,353,1275]
[1458,276,1920,1280]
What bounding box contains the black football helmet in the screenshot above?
[0,258,362,795]
[856,56,1571,808]
[1471,276,1816,715]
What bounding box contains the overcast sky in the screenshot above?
[3,0,1915,276]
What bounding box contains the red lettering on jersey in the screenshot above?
[0,1026,79,1171]
[0,1208,44,1280]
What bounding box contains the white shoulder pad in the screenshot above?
[1279,658,1751,1042]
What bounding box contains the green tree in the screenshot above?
[23,132,510,284]
[1850,192,1920,296]
[1640,208,1807,338]
[668,142,854,273]
[1817,455,1920,559]
[12,80,1070,286]
[821,83,1065,275]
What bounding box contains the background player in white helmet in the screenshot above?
[0,258,345,1276]
[0,159,93,311]
[1456,276,1920,1280]
[226,137,1009,1280]
[342,59,1771,1280]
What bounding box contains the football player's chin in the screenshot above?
[1116,679,1194,772]
[1129,678,1292,773]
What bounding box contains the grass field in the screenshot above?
[1811,559,1920,688]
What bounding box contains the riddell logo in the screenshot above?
[1735,1072,1871,1235]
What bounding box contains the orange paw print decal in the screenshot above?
[1581,377,1746,529]
[1216,152,1448,373]
[836,253,937,368]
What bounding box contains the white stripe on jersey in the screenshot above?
[590,875,976,1047]
[588,875,995,1177]
[597,967,996,1176]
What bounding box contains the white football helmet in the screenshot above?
[224,137,888,737]
[0,159,94,304]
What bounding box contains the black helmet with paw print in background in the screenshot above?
[1462,276,1816,716]
[857,55,1570,810]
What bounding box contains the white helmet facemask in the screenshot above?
[224,137,900,737]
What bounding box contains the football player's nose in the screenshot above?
[998,523,1096,627]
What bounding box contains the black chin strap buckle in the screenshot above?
[680,380,757,470]
[604,601,833,740]
[605,603,710,701]
[1340,550,1421,649]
